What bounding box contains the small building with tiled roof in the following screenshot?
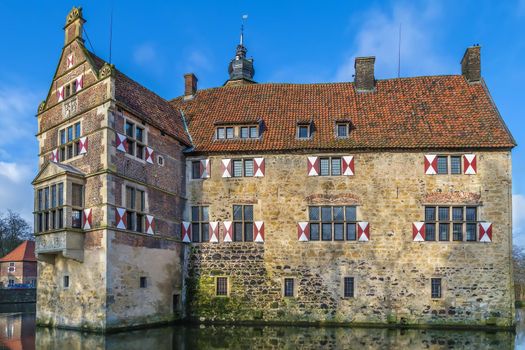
[32,7,516,332]
[0,241,37,288]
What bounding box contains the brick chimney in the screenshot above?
[354,57,376,92]
[461,45,481,83]
[184,73,198,100]
[64,7,85,46]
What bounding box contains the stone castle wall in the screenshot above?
[186,151,514,327]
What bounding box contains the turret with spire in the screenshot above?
[225,15,255,86]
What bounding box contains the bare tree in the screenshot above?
[0,210,33,257]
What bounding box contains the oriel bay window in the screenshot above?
[425,206,478,242]
[125,120,146,160]
[59,121,81,161]
[233,205,253,242]
[125,186,145,232]
[309,206,357,241]
[36,183,64,233]
[191,206,209,242]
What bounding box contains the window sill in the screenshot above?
[123,152,147,164]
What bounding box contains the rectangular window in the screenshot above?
[124,120,146,160]
[233,160,243,177]
[63,276,70,288]
[216,277,228,296]
[240,127,249,139]
[191,161,201,179]
[125,185,146,233]
[337,123,349,138]
[309,206,358,242]
[320,158,330,176]
[191,206,209,242]
[244,159,254,177]
[450,156,461,174]
[226,127,234,139]
[232,205,253,242]
[431,278,442,298]
[437,156,448,174]
[72,184,83,207]
[343,277,354,298]
[331,158,342,176]
[250,126,258,138]
[58,122,82,162]
[217,127,225,139]
[298,125,310,139]
[140,277,147,288]
[284,278,294,297]
[425,206,479,243]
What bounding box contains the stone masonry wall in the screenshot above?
[186,150,514,327]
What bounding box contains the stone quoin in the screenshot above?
[32,7,516,332]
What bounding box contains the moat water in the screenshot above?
[1,304,524,349]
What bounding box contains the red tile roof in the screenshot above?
[0,241,36,263]
[170,76,515,153]
[85,51,191,146]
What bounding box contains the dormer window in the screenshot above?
[240,126,258,139]
[216,127,234,140]
[215,125,259,140]
[336,123,350,138]
[297,124,311,139]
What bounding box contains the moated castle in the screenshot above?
[32,7,516,331]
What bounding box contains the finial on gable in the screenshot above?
[64,6,86,46]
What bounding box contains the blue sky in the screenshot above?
[0,1,523,244]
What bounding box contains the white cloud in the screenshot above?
[514,194,525,247]
[0,86,38,151]
[133,42,158,66]
[336,2,453,81]
[0,161,31,184]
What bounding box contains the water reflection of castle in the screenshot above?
[0,313,35,350]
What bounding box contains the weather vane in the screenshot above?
[240,14,248,46]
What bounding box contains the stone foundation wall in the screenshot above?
[186,151,514,327]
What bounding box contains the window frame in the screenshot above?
[191,206,210,243]
[336,123,350,138]
[35,182,66,233]
[308,205,357,242]
[124,185,146,233]
[343,276,355,298]
[297,124,311,139]
[431,278,442,299]
[58,121,82,162]
[63,275,70,289]
[283,277,295,298]
[232,204,254,242]
[231,158,255,178]
[424,205,479,242]
[215,276,229,297]
[124,119,147,161]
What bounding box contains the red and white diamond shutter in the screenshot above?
[82,208,92,230]
[412,222,425,242]
[223,221,233,242]
[463,154,477,175]
[116,133,128,152]
[145,147,154,164]
[57,86,65,102]
[78,137,88,155]
[254,221,265,242]
[221,159,232,178]
[358,222,370,241]
[50,149,59,163]
[479,222,492,243]
[424,155,437,175]
[297,222,309,242]
[115,208,127,229]
[342,156,355,176]
[76,75,84,91]
[307,156,320,176]
[182,222,191,243]
[254,158,265,177]
[145,215,155,235]
[200,159,210,178]
[209,222,219,243]
[66,53,74,69]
